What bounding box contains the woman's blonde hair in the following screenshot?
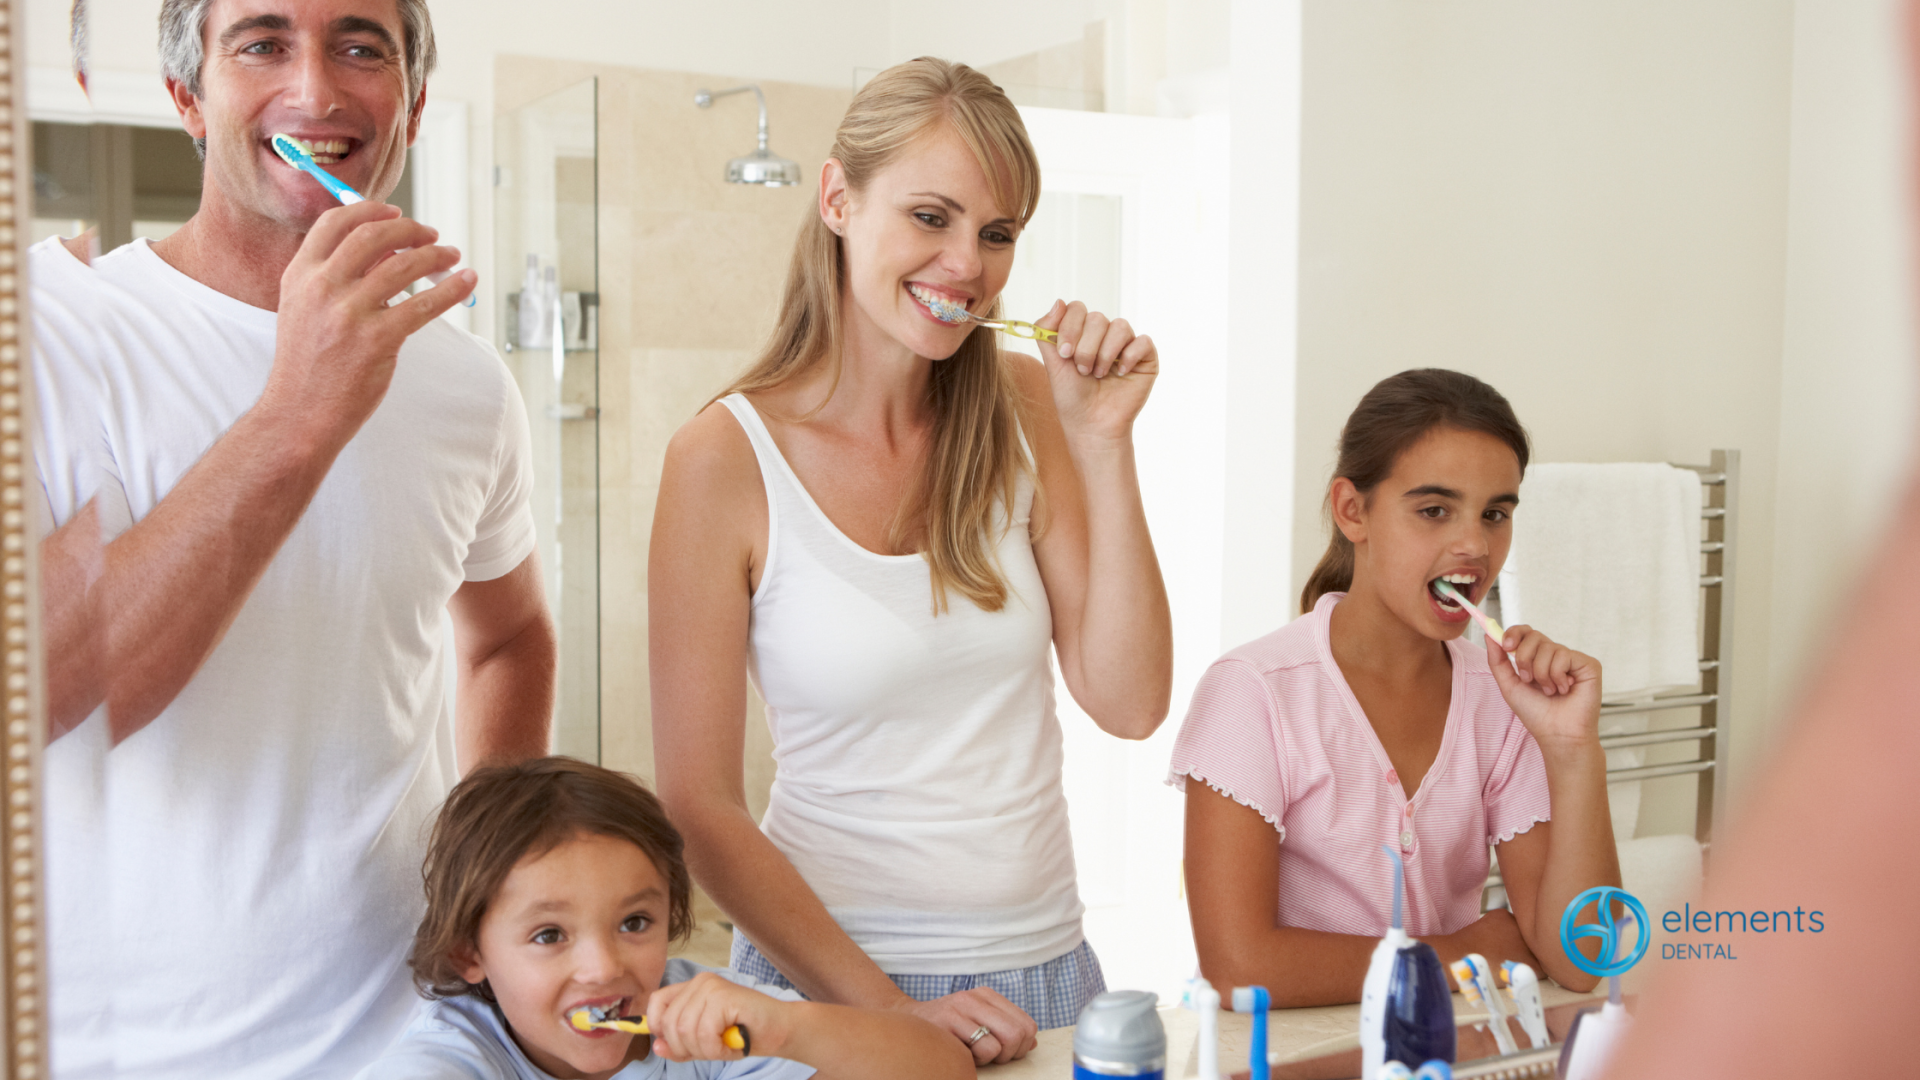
[718,57,1043,613]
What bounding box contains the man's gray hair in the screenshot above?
[157,0,437,108]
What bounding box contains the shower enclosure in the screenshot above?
[494,78,601,761]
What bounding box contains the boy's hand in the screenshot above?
[645,972,786,1062]
[1487,626,1603,754]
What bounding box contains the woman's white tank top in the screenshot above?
[720,394,1084,975]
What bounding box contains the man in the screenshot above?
[34,0,555,1076]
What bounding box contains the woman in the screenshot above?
[649,58,1172,1066]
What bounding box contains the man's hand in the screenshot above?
[258,201,475,450]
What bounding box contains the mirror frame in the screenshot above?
[3,0,47,1076]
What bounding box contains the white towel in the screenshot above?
[1497,463,1703,699]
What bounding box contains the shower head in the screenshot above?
[695,84,803,188]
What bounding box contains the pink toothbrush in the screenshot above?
[1430,579,1507,645]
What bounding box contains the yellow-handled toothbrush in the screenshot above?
[959,314,1060,344]
[907,285,1060,343]
[567,1006,749,1054]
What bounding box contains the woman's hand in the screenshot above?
[897,987,1039,1066]
[1032,299,1158,442]
[1487,625,1603,756]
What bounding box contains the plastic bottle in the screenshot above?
[517,254,545,349]
[1073,991,1166,1080]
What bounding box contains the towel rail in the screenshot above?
[1607,760,1716,784]
[1602,726,1715,751]
[1685,451,1738,856]
[1600,693,1715,716]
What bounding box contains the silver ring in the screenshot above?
[965,1025,991,1047]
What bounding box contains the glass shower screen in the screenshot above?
[495,78,601,761]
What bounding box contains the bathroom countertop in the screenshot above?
[988,982,1604,1078]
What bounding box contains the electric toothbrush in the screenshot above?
[1500,961,1549,1050]
[1447,954,1517,1056]
[1230,986,1270,1080]
[1360,845,1455,1078]
[1180,979,1222,1080]
[269,134,478,307]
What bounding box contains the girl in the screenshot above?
[1171,369,1620,1007]
[359,757,971,1080]
[649,57,1172,1065]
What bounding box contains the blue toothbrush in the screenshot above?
[270,133,475,306]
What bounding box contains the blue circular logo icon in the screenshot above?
[1560,886,1648,978]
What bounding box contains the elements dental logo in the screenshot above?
[1559,885,1648,979]
[1658,902,1825,960]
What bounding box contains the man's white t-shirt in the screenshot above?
[35,238,538,1080]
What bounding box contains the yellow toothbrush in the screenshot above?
[908,286,1060,343]
[568,1006,749,1053]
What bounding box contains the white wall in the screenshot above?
[1290,0,1920,819]
[1013,102,1235,1000]
[1771,0,1920,735]
[1293,0,1799,816]
[1222,0,1303,650]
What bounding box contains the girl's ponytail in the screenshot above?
[1299,369,1530,614]
[1300,532,1358,614]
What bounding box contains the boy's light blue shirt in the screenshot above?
[356,959,817,1080]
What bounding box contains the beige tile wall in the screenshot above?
[498,58,851,958]
[978,21,1107,112]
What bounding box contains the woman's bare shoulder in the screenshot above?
[659,400,764,512]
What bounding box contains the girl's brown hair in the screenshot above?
[408,756,694,1001]
[716,56,1043,614]
[1300,369,1531,614]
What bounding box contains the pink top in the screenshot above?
[1168,593,1552,938]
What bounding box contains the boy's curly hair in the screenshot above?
[409,756,695,1000]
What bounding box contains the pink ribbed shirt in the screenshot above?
[1169,593,1551,938]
